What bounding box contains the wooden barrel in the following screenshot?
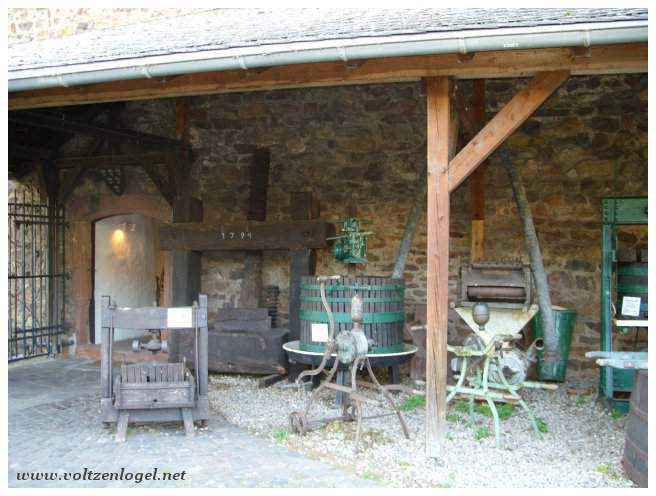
[622,369,648,487]
[299,276,405,354]
[617,262,648,319]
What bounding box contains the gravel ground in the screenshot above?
[208,373,635,488]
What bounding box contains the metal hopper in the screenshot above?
[454,304,539,344]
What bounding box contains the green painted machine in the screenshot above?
[329,218,373,264]
[600,197,648,413]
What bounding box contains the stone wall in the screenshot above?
[62,73,647,374]
[8,8,208,44]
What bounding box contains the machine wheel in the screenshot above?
[289,411,308,435]
[344,404,357,422]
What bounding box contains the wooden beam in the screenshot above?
[425,76,453,459]
[38,159,60,205]
[469,80,486,262]
[8,43,645,109]
[58,138,106,204]
[448,70,569,192]
[242,147,270,308]
[9,110,186,150]
[175,97,189,142]
[170,97,203,222]
[248,148,271,222]
[159,220,329,251]
[55,151,176,169]
[142,163,175,205]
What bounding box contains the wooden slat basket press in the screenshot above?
[100,295,209,442]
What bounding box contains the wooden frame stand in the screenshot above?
[100,294,209,441]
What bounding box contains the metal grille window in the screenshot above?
[8,185,66,362]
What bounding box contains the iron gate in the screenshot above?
[8,185,66,362]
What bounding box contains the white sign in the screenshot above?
[621,296,642,317]
[311,323,329,342]
[167,307,193,328]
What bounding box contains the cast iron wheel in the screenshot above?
[289,411,308,435]
[343,404,358,422]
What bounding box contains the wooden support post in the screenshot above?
[169,99,201,361]
[288,192,319,381]
[171,97,203,222]
[100,295,112,399]
[242,148,270,308]
[469,80,486,261]
[425,77,453,458]
[168,250,201,363]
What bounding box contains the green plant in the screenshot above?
[611,409,625,420]
[446,413,460,423]
[595,463,619,479]
[399,394,426,411]
[272,429,290,442]
[474,426,491,441]
[475,402,515,420]
[453,399,470,414]
[362,470,380,481]
[536,417,548,434]
[575,395,588,406]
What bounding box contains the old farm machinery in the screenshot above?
[287,275,411,452]
[408,262,556,446]
[100,295,209,441]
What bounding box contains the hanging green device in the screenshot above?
[329,218,373,264]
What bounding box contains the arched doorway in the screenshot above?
[92,213,159,343]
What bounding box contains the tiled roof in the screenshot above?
[9,9,648,72]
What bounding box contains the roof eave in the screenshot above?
[8,20,648,92]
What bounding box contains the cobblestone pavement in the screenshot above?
[8,359,375,488]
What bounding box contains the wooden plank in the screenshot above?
[448,70,569,192]
[425,76,453,459]
[8,43,646,110]
[257,373,287,389]
[159,220,329,251]
[471,220,485,261]
[468,79,486,261]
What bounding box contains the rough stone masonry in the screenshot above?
[62,74,647,374]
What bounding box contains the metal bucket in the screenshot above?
[299,276,405,353]
[532,306,577,382]
[622,369,648,487]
